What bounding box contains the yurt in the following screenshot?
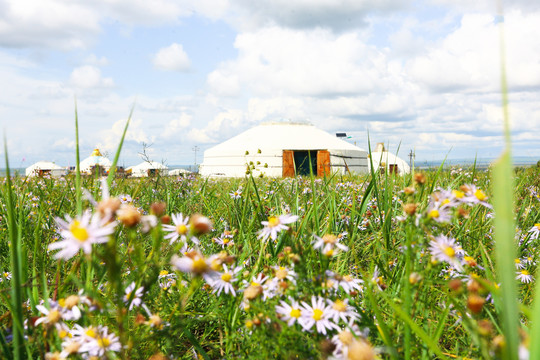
[79,149,112,175]
[368,143,410,175]
[127,161,169,177]
[199,122,369,177]
[25,161,66,177]
[169,168,192,176]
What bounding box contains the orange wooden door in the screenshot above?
[282,150,295,177]
[317,150,331,176]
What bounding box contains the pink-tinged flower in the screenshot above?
[428,235,464,271]
[163,213,197,245]
[460,184,492,208]
[48,211,116,260]
[426,201,452,223]
[206,264,242,296]
[275,298,303,326]
[326,298,360,324]
[78,325,121,357]
[258,214,299,241]
[124,282,144,310]
[516,270,534,283]
[528,224,540,240]
[332,274,364,294]
[299,296,340,335]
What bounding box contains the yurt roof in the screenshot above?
[204,122,365,156]
[26,161,63,171]
[129,161,168,170]
[80,149,112,168]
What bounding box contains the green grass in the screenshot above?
[0,163,538,359]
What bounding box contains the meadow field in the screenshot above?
[1,161,539,359]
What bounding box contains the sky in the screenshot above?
[0,0,539,168]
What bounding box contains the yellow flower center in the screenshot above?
[444,246,456,258]
[333,300,347,312]
[59,329,70,338]
[268,216,280,228]
[47,309,61,324]
[312,309,323,321]
[535,223,540,230]
[192,258,208,273]
[442,199,450,205]
[452,190,464,199]
[97,337,111,348]
[474,189,486,201]
[521,270,530,276]
[275,267,288,280]
[323,234,337,244]
[338,330,354,345]
[428,209,440,218]
[70,221,89,242]
[223,238,230,244]
[515,259,521,264]
[343,275,353,282]
[324,249,334,257]
[85,327,97,338]
[251,282,260,287]
[221,273,232,282]
[159,270,169,276]
[290,308,301,318]
[176,224,188,235]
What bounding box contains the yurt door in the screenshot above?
[317,150,331,177]
[282,150,295,177]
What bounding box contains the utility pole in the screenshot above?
[408,149,415,169]
[192,146,199,172]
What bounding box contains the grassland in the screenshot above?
[0,165,539,359]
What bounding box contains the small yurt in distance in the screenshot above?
[79,149,112,175]
[127,161,169,177]
[25,161,66,177]
[368,143,410,175]
[199,122,369,177]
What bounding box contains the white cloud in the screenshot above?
[98,118,152,153]
[161,113,192,138]
[152,43,191,72]
[69,66,114,89]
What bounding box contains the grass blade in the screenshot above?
[107,103,135,187]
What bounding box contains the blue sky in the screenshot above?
[0,0,539,168]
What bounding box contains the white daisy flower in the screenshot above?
[124,282,144,310]
[258,214,299,241]
[48,211,116,260]
[275,298,303,326]
[326,298,360,324]
[163,213,196,245]
[118,194,132,204]
[313,234,348,257]
[516,270,534,283]
[206,264,242,296]
[332,274,364,294]
[171,251,215,276]
[426,201,452,223]
[78,326,121,357]
[34,304,64,327]
[460,184,492,208]
[428,235,464,271]
[299,296,339,335]
[528,224,540,240]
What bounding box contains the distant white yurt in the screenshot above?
[79,149,112,175]
[199,122,369,177]
[25,161,66,177]
[168,168,192,176]
[127,161,169,177]
[368,143,411,175]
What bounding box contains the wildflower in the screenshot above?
[171,251,214,276]
[299,296,339,335]
[313,234,349,257]
[428,235,464,271]
[214,233,235,248]
[118,194,132,204]
[460,184,492,208]
[528,224,540,240]
[515,258,526,270]
[275,298,303,326]
[426,201,451,223]
[332,274,363,294]
[331,321,370,360]
[516,270,534,283]
[78,326,121,357]
[258,214,299,241]
[230,189,242,199]
[162,213,196,245]
[206,264,242,296]
[124,282,144,310]
[326,298,360,324]
[141,215,158,233]
[57,295,82,320]
[190,214,213,235]
[2,271,12,282]
[35,304,64,327]
[48,211,116,260]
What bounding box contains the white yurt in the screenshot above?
[368,143,411,175]
[127,161,169,177]
[168,168,192,176]
[79,149,112,175]
[199,122,369,177]
[25,161,66,177]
